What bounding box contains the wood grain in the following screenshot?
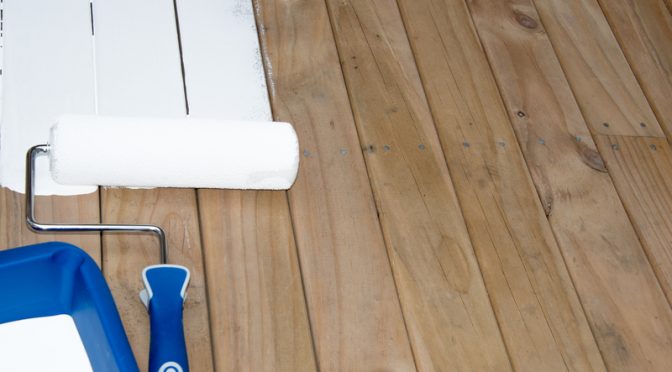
[0,191,101,263]
[198,190,316,371]
[93,1,213,370]
[396,0,604,370]
[596,0,672,140]
[467,0,672,369]
[324,0,512,370]
[102,189,213,371]
[531,0,664,137]
[254,0,417,370]
[531,1,672,362]
[597,135,672,308]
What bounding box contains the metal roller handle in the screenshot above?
[25,144,168,263]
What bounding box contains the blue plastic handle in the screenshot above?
[140,265,190,372]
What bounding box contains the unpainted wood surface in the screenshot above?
[0,191,101,263]
[532,0,663,137]
[467,0,672,370]
[532,2,672,362]
[198,190,316,371]
[102,189,213,371]
[597,0,672,140]
[598,135,672,309]
[396,0,603,370]
[254,0,416,370]
[324,0,512,370]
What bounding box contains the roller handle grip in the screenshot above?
[140,265,190,372]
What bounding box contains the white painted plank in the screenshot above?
[93,0,185,116]
[175,0,271,120]
[1,0,96,195]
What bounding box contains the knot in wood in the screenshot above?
[514,11,538,29]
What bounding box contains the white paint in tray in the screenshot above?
[0,314,93,371]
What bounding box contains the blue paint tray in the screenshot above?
[0,242,138,371]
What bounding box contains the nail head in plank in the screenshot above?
[532,0,663,137]
[598,135,672,311]
[597,0,672,141]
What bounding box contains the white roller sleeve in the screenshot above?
[49,115,299,190]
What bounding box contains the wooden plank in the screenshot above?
[323,0,512,370]
[467,0,672,369]
[531,0,663,137]
[92,1,214,370]
[198,190,316,371]
[254,0,417,370]
[597,135,672,309]
[0,192,101,261]
[0,0,100,261]
[596,0,672,140]
[93,0,184,116]
[175,0,271,121]
[176,0,316,369]
[396,0,606,371]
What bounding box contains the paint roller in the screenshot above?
[25,115,299,372]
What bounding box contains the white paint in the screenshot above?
[176,0,271,121]
[50,115,299,189]
[253,0,276,104]
[82,1,297,190]
[0,0,97,195]
[0,0,5,122]
[92,0,185,117]
[0,314,93,371]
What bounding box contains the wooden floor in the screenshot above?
[3,0,672,370]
